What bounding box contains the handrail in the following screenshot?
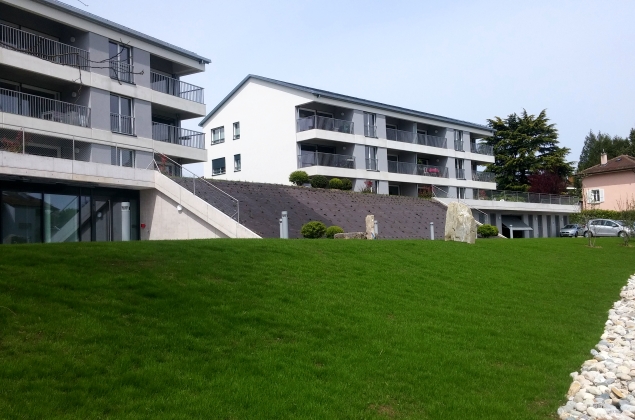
[296,115,354,134]
[151,122,205,149]
[0,23,90,70]
[110,113,134,135]
[109,60,134,83]
[472,171,495,182]
[473,189,579,205]
[298,151,355,169]
[432,185,491,224]
[416,133,447,148]
[153,153,240,223]
[0,88,90,127]
[150,72,204,104]
[387,161,449,178]
[386,128,415,143]
[470,142,494,156]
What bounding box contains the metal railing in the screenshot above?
[152,122,205,149]
[298,152,355,169]
[110,113,134,135]
[150,72,204,104]
[0,123,152,166]
[472,171,496,182]
[153,153,240,222]
[387,161,449,178]
[364,125,377,138]
[0,88,90,128]
[470,142,494,156]
[109,60,134,84]
[296,116,354,134]
[386,128,415,143]
[366,158,378,171]
[455,168,465,180]
[454,139,464,151]
[0,23,90,70]
[473,189,580,205]
[417,133,447,148]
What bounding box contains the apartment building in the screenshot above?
[0,0,256,243]
[200,75,498,199]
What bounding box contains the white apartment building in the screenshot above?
[200,75,498,199]
[0,0,256,243]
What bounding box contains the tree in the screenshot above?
[527,170,567,194]
[484,109,574,191]
[574,129,635,189]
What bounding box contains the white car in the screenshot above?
[583,219,632,237]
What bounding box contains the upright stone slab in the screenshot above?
[444,202,477,244]
[365,215,375,240]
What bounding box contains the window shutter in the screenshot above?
[599,189,605,203]
[586,190,594,203]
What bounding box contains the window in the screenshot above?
[212,157,226,175]
[457,187,466,199]
[366,146,378,171]
[364,112,376,137]
[388,185,400,196]
[588,189,604,203]
[455,159,465,179]
[109,41,133,83]
[454,130,464,151]
[211,127,225,144]
[234,154,241,172]
[110,94,134,135]
[118,148,135,167]
[233,122,240,140]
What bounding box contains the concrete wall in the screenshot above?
[88,32,110,78]
[583,171,635,211]
[89,87,111,131]
[134,49,151,89]
[135,99,152,139]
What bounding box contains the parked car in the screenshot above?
[583,219,632,237]
[560,224,584,237]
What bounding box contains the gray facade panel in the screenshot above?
[88,32,110,78]
[134,48,151,88]
[89,87,111,131]
[134,99,152,139]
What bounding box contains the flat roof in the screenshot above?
[200,75,494,132]
[29,0,211,64]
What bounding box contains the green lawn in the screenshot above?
[0,238,634,419]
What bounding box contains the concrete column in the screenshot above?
[376,114,387,139]
[377,147,388,172]
[494,213,502,234]
[445,129,455,150]
[522,214,530,238]
[352,110,365,136]
[89,87,111,131]
[134,48,151,88]
[134,99,152,139]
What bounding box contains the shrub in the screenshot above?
[477,224,499,238]
[325,225,344,239]
[289,171,309,186]
[310,175,329,189]
[359,180,374,193]
[340,178,353,191]
[418,186,433,199]
[329,178,343,189]
[301,221,327,239]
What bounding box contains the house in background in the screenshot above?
[581,153,635,210]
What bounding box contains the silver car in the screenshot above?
[583,219,632,238]
[560,224,583,237]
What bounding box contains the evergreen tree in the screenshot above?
[578,129,635,172]
[484,109,573,191]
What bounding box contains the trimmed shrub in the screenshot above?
[329,178,343,189]
[570,209,635,224]
[301,221,327,239]
[325,225,344,239]
[477,224,499,238]
[310,175,329,189]
[289,170,309,186]
[340,178,353,191]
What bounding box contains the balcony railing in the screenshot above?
[455,168,465,180]
[472,171,496,182]
[0,88,90,128]
[296,116,354,134]
[473,189,580,205]
[152,122,205,149]
[417,133,447,148]
[0,23,90,70]
[109,60,134,84]
[364,125,377,138]
[366,158,378,171]
[150,72,204,104]
[110,113,134,135]
[387,161,449,178]
[454,139,464,151]
[470,142,494,156]
[386,128,415,143]
[298,152,355,169]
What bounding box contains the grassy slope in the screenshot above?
[0,238,634,419]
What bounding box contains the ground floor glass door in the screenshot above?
[94,198,111,242]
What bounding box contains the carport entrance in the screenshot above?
[501,216,533,238]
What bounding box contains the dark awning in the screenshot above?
[501,216,533,231]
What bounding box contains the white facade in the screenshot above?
[200,76,497,198]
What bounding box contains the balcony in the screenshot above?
[296,116,354,134]
[0,23,90,70]
[455,168,465,180]
[150,72,204,104]
[470,142,494,156]
[472,171,496,182]
[298,152,355,169]
[109,60,134,84]
[0,88,90,127]
[110,113,134,135]
[386,128,447,148]
[152,122,205,149]
[387,161,449,178]
[474,189,579,205]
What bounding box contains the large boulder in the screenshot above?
[365,215,375,240]
[444,202,477,244]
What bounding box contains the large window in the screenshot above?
[588,189,604,203]
[212,127,225,144]
[233,122,240,140]
[2,191,42,244]
[212,158,226,175]
[454,130,464,151]
[364,112,376,137]
[44,194,79,243]
[109,41,133,83]
[110,94,134,135]
[234,154,241,172]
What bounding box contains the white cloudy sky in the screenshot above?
[81,0,635,167]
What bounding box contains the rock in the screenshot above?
[612,387,627,399]
[628,382,635,392]
[443,202,477,244]
[365,215,375,240]
[588,386,601,395]
[575,402,587,412]
[623,404,635,412]
[568,381,581,397]
[334,232,366,240]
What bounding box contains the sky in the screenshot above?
[78,0,635,169]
